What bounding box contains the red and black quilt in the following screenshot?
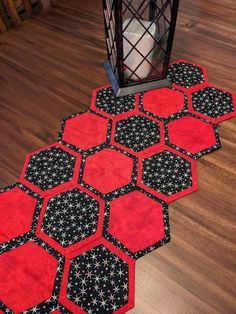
[0,60,235,313]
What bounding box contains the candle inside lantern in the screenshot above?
[123,18,156,80]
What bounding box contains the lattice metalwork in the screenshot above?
[103,0,179,95]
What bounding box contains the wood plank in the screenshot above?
[0,0,10,29]
[0,15,6,32]
[4,0,21,25]
[40,0,51,10]
[22,0,33,17]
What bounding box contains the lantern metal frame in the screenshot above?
[102,0,179,96]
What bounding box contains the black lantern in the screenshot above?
[103,0,179,96]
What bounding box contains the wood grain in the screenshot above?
[4,0,22,25]
[0,1,10,29]
[0,16,7,32]
[0,0,235,313]
[22,0,33,17]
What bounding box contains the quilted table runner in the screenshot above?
[0,60,235,314]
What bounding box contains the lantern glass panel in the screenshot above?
[122,0,172,84]
[103,0,178,95]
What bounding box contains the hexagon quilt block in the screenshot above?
[189,85,236,123]
[141,87,187,119]
[0,184,42,243]
[80,147,136,198]
[20,143,81,195]
[138,146,198,203]
[111,113,165,156]
[103,189,170,259]
[59,111,111,153]
[114,115,161,152]
[0,241,58,313]
[36,185,105,254]
[90,85,138,118]
[167,60,208,91]
[42,188,99,247]
[59,239,135,314]
[166,114,221,159]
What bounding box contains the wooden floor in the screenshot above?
[0,1,236,313]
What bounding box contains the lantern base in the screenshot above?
[103,61,171,96]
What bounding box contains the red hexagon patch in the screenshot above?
[104,190,170,258]
[59,111,110,152]
[166,114,221,159]
[142,87,186,118]
[0,242,58,313]
[81,147,135,196]
[0,187,38,243]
